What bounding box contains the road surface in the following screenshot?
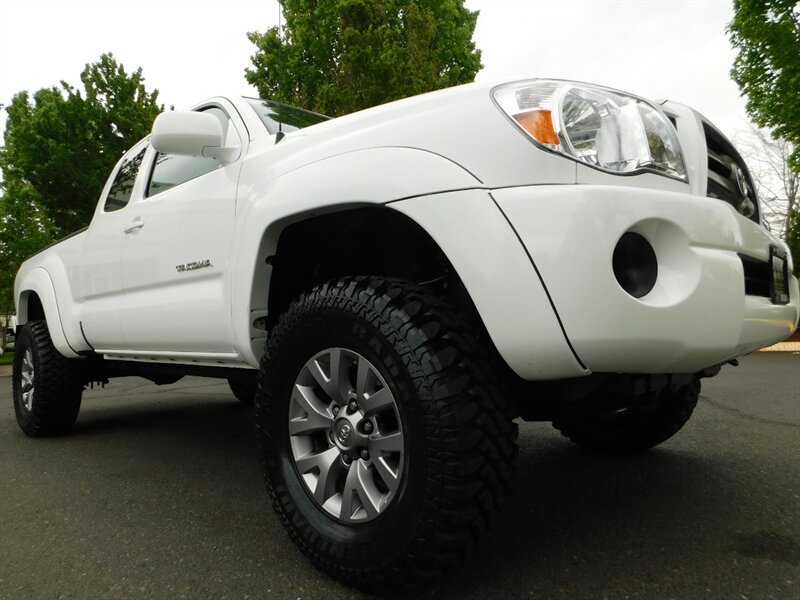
[1,353,798,599]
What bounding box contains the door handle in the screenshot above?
[124,218,144,234]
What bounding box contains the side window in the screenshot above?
[147,107,238,198]
[105,147,147,212]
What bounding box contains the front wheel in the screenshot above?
[12,320,83,437]
[257,277,517,592]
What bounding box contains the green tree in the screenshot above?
[0,180,56,331]
[246,0,482,117]
[0,53,163,235]
[728,0,800,171]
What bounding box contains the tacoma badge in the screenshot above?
[176,259,213,273]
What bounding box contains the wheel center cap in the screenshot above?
[336,421,353,446]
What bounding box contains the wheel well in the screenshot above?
[21,292,45,325]
[266,207,473,329]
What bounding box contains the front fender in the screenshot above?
[391,189,588,380]
[230,146,485,367]
[243,144,484,212]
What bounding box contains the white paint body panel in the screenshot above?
[117,153,240,354]
[392,190,586,379]
[493,185,798,373]
[13,80,800,378]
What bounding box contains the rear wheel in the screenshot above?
[553,380,700,451]
[257,277,517,592]
[12,320,83,437]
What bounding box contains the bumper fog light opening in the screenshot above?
[613,232,658,299]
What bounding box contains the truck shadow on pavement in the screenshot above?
[7,381,793,599]
[429,426,797,598]
[73,397,254,438]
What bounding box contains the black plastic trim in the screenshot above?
[739,253,772,299]
[769,246,790,305]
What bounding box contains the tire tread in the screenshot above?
[553,380,700,451]
[12,320,82,437]
[256,276,518,591]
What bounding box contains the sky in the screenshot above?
[0,0,750,144]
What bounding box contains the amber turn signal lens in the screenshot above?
[513,110,559,146]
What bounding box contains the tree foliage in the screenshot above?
[0,53,163,317]
[0,53,163,235]
[246,0,482,117]
[0,181,55,319]
[729,0,800,171]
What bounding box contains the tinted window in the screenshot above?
[147,107,238,197]
[246,98,329,134]
[105,147,146,212]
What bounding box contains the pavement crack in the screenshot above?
[700,394,800,429]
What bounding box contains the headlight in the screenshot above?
[493,79,687,181]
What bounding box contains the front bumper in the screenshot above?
[493,185,799,374]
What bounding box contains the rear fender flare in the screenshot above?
[15,268,80,359]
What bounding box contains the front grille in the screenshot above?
[739,254,771,298]
[703,122,760,223]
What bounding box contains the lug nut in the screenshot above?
[359,449,370,461]
[341,453,352,465]
[348,400,359,413]
[362,421,374,434]
[332,405,340,416]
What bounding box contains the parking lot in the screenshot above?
[1,352,798,599]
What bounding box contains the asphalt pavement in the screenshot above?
[1,353,798,599]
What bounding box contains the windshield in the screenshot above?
[246,98,330,134]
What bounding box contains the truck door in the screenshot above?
[79,141,149,349]
[119,103,244,355]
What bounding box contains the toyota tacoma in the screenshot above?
[12,78,799,591]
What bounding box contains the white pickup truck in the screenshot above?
[12,78,799,591]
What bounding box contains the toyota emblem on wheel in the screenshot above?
[336,422,352,444]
